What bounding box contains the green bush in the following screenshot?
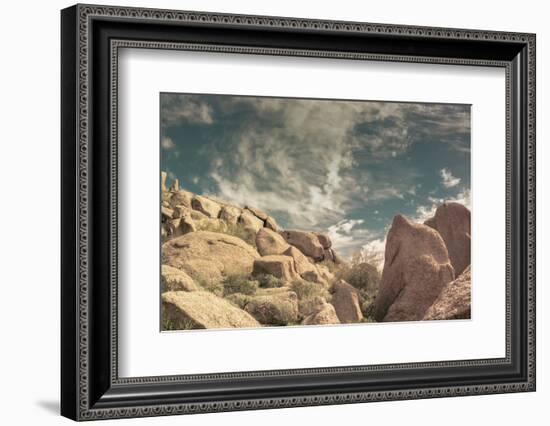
[290,279,332,319]
[161,316,196,331]
[198,278,224,297]
[225,293,252,309]
[336,262,381,297]
[256,274,284,289]
[222,274,259,296]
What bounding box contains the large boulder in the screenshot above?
[279,230,324,260]
[161,265,199,292]
[161,206,174,220]
[162,291,260,329]
[245,206,268,221]
[264,216,279,232]
[255,228,290,256]
[314,232,332,249]
[424,202,471,276]
[162,231,260,283]
[283,246,325,284]
[238,210,264,233]
[374,215,455,322]
[170,190,193,209]
[244,288,299,325]
[252,255,299,281]
[219,205,242,225]
[302,299,340,325]
[424,266,471,320]
[161,171,167,192]
[191,195,221,218]
[331,279,363,323]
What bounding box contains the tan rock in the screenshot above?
[170,190,193,209]
[255,228,290,256]
[162,291,260,329]
[219,205,242,225]
[331,279,363,323]
[161,265,199,292]
[162,231,260,283]
[161,206,174,220]
[323,248,335,262]
[317,264,335,283]
[238,210,264,233]
[314,232,332,249]
[264,216,279,232]
[170,178,180,192]
[252,255,298,281]
[374,215,455,322]
[424,266,471,320]
[244,288,299,325]
[245,206,268,221]
[425,202,471,276]
[191,195,221,218]
[302,300,340,325]
[283,246,325,284]
[279,230,324,260]
[161,171,167,192]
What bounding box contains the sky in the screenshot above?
[160,93,471,266]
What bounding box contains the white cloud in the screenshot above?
[161,94,214,128]
[358,238,386,271]
[369,186,404,201]
[440,168,461,188]
[413,188,471,224]
[161,136,175,149]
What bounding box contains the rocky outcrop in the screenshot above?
[244,288,299,325]
[170,178,180,192]
[237,210,264,233]
[264,216,279,232]
[161,171,167,193]
[255,228,290,256]
[219,205,242,225]
[161,265,199,292]
[245,206,268,221]
[331,279,363,323]
[162,291,260,329]
[424,266,471,320]
[283,246,325,284]
[302,300,340,325]
[314,232,332,249]
[279,230,325,260]
[162,231,260,283]
[425,202,471,276]
[252,255,298,281]
[191,195,221,218]
[170,190,193,209]
[374,215,455,322]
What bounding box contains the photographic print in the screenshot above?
[160,93,471,331]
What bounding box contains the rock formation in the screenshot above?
[252,255,299,281]
[279,230,325,260]
[255,228,290,256]
[424,266,471,320]
[302,300,340,325]
[161,265,199,292]
[425,202,471,276]
[374,215,455,322]
[162,231,260,283]
[162,291,260,329]
[331,279,363,323]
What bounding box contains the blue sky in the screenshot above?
[160,93,470,263]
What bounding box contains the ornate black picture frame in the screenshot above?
[61,4,536,421]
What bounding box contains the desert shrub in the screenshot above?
[222,274,259,296]
[336,262,381,298]
[225,293,252,309]
[197,278,224,297]
[290,279,332,319]
[161,316,196,331]
[361,297,377,320]
[256,274,284,289]
[317,259,340,274]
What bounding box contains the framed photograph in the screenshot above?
[61,4,536,421]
